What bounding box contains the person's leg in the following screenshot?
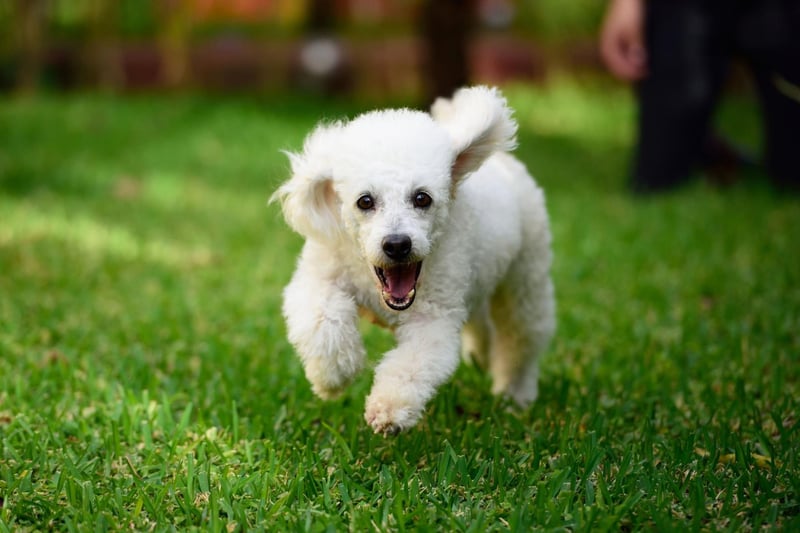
[737,0,800,191]
[632,0,730,192]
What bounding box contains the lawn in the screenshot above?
[1,81,798,531]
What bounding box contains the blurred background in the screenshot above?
[0,0,607,102]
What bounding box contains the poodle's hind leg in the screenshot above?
[461,301,493,369]
[488,262,555,407]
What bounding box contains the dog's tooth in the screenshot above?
[407,288,415,300]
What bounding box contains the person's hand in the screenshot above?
[600,0,648,81]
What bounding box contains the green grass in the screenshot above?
[1,81,798,531]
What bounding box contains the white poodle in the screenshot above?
[272,86,555,435]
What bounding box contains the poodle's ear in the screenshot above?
[270,123,343,241]
[431,86,518,183]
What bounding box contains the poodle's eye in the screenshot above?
[356,194,375,211]
[413,191,433,209]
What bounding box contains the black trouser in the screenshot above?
[633,0,800,191]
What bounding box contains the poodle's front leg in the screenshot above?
[283,260,365,400]
[365,317,462,435]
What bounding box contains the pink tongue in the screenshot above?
[385,264,417,299]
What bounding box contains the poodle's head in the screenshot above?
[272,86,517,311]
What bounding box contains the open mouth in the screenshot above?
[374,262,422,311]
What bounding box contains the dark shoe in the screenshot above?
[701,134,760,187]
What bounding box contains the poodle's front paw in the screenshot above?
[304,356,361,400]
[364,392,423,436]
[310,379,346,401]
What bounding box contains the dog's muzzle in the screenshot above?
[375,234,422,311]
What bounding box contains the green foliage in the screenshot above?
[1,82,799,530]
[515,0,606,40]
[118,0,159,37]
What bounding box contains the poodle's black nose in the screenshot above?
[382,234,412,261]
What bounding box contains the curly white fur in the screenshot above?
[272,86,555,435]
